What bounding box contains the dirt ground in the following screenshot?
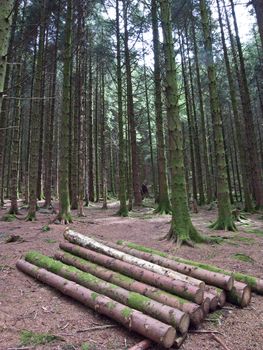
[0,200,263,350]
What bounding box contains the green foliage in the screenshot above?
[244,229,263,236]
[41,225,50,232]
[206,310,223,325]
[2,214,16,222]
[20,330,61,346]
[232,253,254,263]
[43,238,57,243]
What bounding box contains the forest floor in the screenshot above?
[0,199,263,350]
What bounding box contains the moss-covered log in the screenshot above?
[16,259,176,348]
[56,247,204,326]
[64,229,204,288]
[25,251,189,334]
[117,241,263,295]
[108,241,233,291]
[60,241,204,304]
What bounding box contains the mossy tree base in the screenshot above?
[209,216,237,231]
[55,212,72,224]
[162,220,209,247]
[117,207,128,217]
[25,212,37,221]
[154,200,171,215]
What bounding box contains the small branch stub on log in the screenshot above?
[16,260,176,348]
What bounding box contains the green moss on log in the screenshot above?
[121,307,133,319]
[117,241,258,288]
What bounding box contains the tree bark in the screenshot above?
[151,0,171,213]
[116,0,128,216]
[159,0,206,245]
[123,0,142,207]
[56,0,73,223]
[26,0,46,220]
[16,259,176,348]
[199,0,236,230]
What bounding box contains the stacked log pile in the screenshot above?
[16,228,263,349]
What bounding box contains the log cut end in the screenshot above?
[202,297,210,315]
[178,312,190,334]
[162,326,177,348]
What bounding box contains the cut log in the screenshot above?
[64,229,204,288]
[203,291,218,311]
[109,241,233,291]
[59,242,204,304]
[25,251,189,334]
[16,259,176,348]
[226,281,251,308]
[116,241,263,295]
[202,297,210,315]
[128,340,152,350]
[56,248,203,326]
[206,286,226,308]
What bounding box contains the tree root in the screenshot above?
[54,213,73,224]
[154,202,171,215]
[209,217,237,231]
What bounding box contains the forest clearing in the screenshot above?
[1,200,263,349]
[1,0,263,349]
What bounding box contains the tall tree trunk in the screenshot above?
[57,0,73,223]
[116,0,128,216]
[123,0,142,207]
[199,0,236,231]
[43,0,60,208]
[252,0,263,48]
[9,63,21,214]
[100,61,107,209]
[88,54,94,202]
[151,0,171,214]
[185,32,205,205]
[0,0,15,206]
[216,0,253,211]
[191,20,213,204]
[159,0,206,245]
[26,0,46,220]
[229,0,263,209]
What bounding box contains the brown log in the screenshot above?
[206,286,226,307]
[128,340,152,350]
[226,281,251,307]
[64,229,204,288]
[116,241,263,295]
[56,248,203,326]
[108,241,233,291]
[203,291,218,311]
[59,242,204,305]
[25,251,189,334]
[16,259,176,348]
[202,297,210,315]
